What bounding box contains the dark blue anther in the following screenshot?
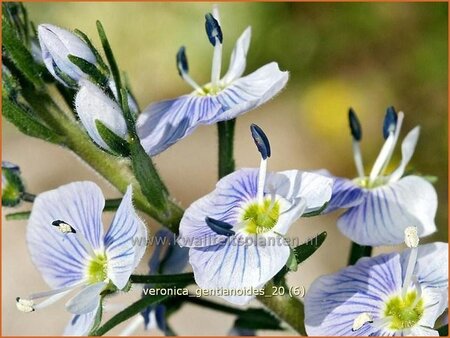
[205,13,223,46]
[383,106,398,139]
[348,108,362,141]
[205,217,235,237]
[250,124,271,160]
[52,220,76,233]
[176,46,188,76]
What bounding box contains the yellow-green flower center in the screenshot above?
[354,176,388,189]
[241,199,280,234]
[86,253,108,284]
[197,83,224,96]
[384,291,424,330]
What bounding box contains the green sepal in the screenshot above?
[302,202,328,217]
[73,28,109,73]
[68,55,109,89]
[95,119,130,157]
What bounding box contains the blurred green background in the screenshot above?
[2,2,448,335]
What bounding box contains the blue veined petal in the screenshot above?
[305,252,403,336]
[337,175,437,246]
[323,176,365,213]
[266,170,333,214]
[221,27,252,84]
[417,287,448,330]
[27,181,105,289]
[136,95,223,156]
[75,80,128,151]
[189,233,290,305]
[178,169,259,248]
[137,63,288,156]
[64,309,98,336]
[65,281,106,315]
[272,197,306,235]
[208,62,288,123]
[104,185,147,290]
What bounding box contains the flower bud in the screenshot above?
[75,80,128,151]
[2,162,24,207]
[38,24,96,85]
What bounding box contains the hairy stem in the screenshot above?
[217,119,236,179]
[256,282,306,335]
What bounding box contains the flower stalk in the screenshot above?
[217,119,236,179]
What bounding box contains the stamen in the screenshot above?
[16,298,35,312]
[383,106,398,140]
[402,226,419,297]
[250,124,271,205]
[52,220,96,258]
[410,276,423,309]
[205,13,223,87]
[348,108,365,177]
[176,46,203,93]
[16,282,81,313]
[369,111,404,182]
[52,220,76,234]
[205,217,235,237]
[352,312,373,331]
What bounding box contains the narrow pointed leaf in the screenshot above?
[2,94,64,144]
[234,308,284,331]
[68,55,109,88]
[292,231,327,264]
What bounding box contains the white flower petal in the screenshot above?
[221,27,252,84]
[389,126,420,183]
[27,181,105,289]
[189,233,290,305]
[266,170,333,214]
[75,81,127,151]
[338,175,437,246]
[104,185,147,289]
[407,326,439,336]
[65,282,106,315]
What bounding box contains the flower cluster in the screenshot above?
[2,3,447,337]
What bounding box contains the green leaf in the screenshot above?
[68,55,109,88]
[130,273,195,285]
[275,231,327,283]
[95,120,130,157]
[438,325,448,336]
[234,308,284,331]
[5,211,30,220]
[2,13,43,88]
[293,231,327,264]
[96,20,122,107]
[2,94,64,144]
[302,202,328,217]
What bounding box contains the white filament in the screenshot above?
[211,41,222,87]
[181,73,204,93]
[257,159,267,205]
[352,140,365,178]
[369,112,404,183]
[402,228,419,298]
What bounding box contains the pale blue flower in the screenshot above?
[323,107,437,246]
[136,8,289,156]
[305,235,448,336]
[16,181,147,336]
[178,125,332,305]
[38,24,96,85]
